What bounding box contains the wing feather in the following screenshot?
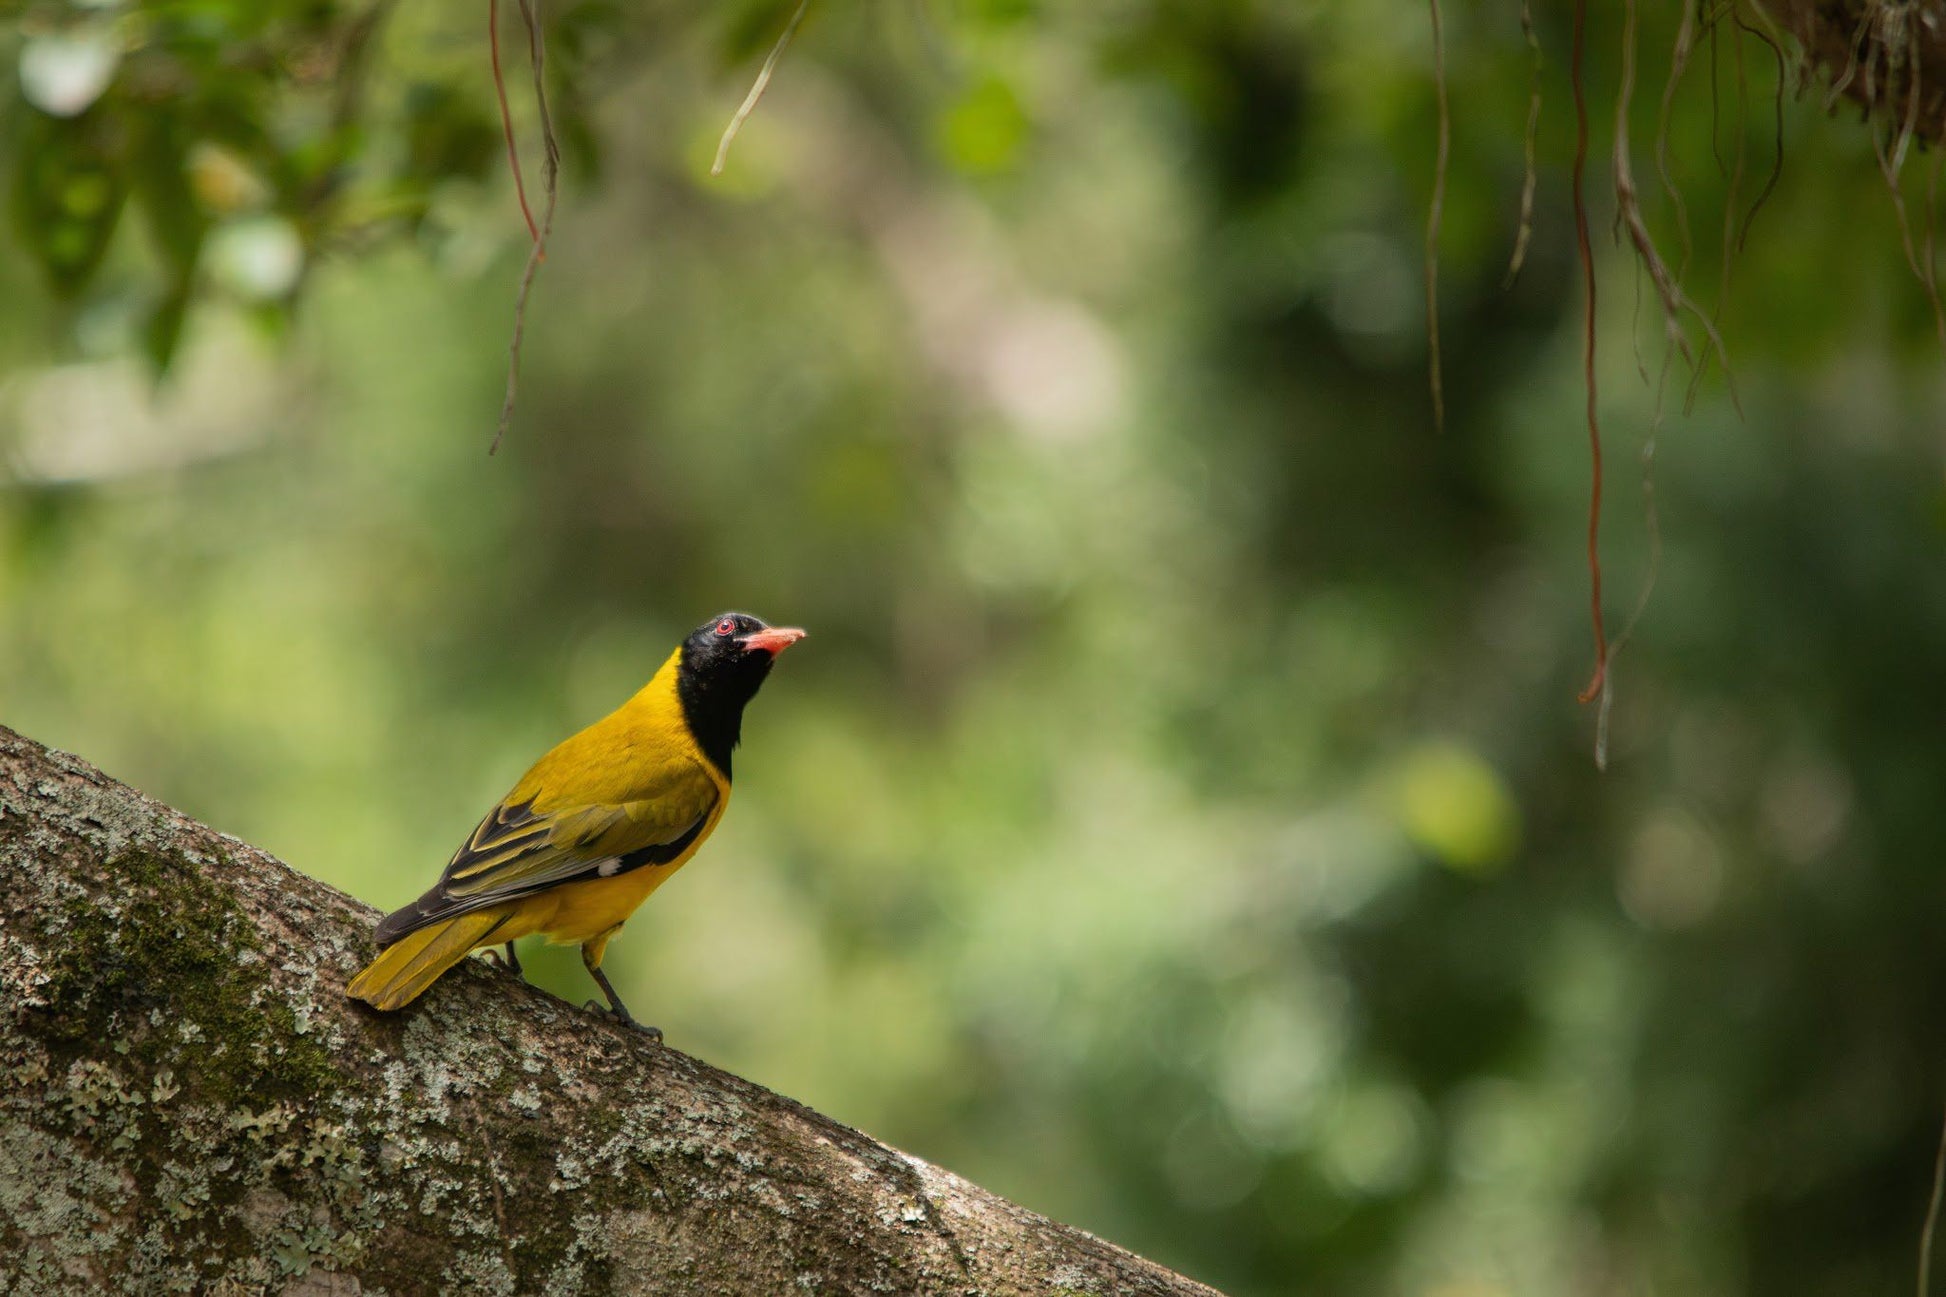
[373,682,728,948]
[374,776,718,946]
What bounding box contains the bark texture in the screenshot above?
[0,726,1224,1297]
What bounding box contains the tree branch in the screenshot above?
[0,725,1224,1297]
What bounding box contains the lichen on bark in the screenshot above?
[0,726,1223,1297]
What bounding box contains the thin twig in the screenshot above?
[492,0,560,456]
[1425,0,1450,433]
[491,0,540,244]
[711,0,814,177]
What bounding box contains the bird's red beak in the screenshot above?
[738,626,806,656]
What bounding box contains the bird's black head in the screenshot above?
[676,611,805,779]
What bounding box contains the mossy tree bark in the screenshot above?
[0,727,1223,1297]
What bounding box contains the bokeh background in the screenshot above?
[3,2,1944,1294]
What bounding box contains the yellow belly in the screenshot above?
[521,864,684,944]
[493,793,726,948]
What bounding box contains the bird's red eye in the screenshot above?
[715,618,736,637]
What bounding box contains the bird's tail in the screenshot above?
[346,909,511,1011]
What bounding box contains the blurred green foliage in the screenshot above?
[3,2,1945,1295]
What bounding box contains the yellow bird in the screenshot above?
[347,611,805,1036]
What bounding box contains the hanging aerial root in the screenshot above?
[1708,6,1729,182]
[712,0,815,177]
[1922,1098,1946,1297]
[1734,14,1787,252]
[491,0,562,456]
[1504,0,1542,287]
[1820,0,1880,109]
[489,0,539,244]
[1613,0,1731,396]
[1865,23,1946,354]
[1656,0,1701,278]
[1570,0,1608,709]
[1707,6,1751,406]
[1594,0,1683,759]
[1789,0,1946,141]
[1595,338,1672,771]
[1425,0,1451,433]
[1926,152,1945,347]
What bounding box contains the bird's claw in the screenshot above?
[480,942,523,976]
[582,999,662,1042]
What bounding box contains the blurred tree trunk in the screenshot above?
[0,727,1221,1297]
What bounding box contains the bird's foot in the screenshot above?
[582,999,662,1042]
[481,941,523,976]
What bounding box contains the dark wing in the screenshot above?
[373,786,717,947]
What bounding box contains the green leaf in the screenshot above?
[12,111,127,297]
[129,117,209,279]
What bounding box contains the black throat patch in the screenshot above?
[675,652,773,781]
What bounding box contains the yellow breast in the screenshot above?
[498,646,733,945]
